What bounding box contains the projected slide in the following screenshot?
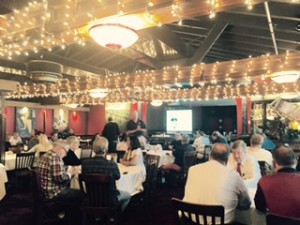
[166,110,192,134]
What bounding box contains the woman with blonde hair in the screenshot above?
[27,134,53,157]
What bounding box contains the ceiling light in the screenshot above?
[271,71,300,83]
[296,22,300,32]
[64,103,78,108]
[151,100,163,106]
[89,88,109,98]
[89,22,138,49]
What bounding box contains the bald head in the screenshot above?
[210,143,230,164]
[273,146,296,169]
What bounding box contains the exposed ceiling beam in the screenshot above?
[186,21,228,65]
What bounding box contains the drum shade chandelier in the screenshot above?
[271,71,300,83]
[89,21,138,49]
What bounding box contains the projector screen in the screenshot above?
[166,109,193,134]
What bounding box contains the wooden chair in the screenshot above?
[258,161,271,176]
[266,213,300,225]
[116,150,126,163]
[15,152,35,188]
[144,154,160,169]
[29,168,71,225]
[78,173,120,225]
[171,198,225,225]
[182,151,197,182]
[80,148,93,159]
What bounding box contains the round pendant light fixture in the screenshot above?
[271,70,300,83]
[89,88,109,98]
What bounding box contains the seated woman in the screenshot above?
[120,136,146,177]
[27,134,53,157]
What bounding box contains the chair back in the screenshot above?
[78,173,115,212]
[29,168,44,211]
[182,151,197,181]
[144,154,160,169]
[116,150,126,163]
[81,148,93,159]
[171,198,225,225]
[15,152,35,170]
[266,213,300,225]
[203,145,211,162]
[258,161,271,176]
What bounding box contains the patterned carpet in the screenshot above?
[0,182,184,225]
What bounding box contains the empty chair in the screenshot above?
[171,198,225,225]
[14,152,35,188]
[29,168,71,225]
[266,213,300,225]
[78,173,120,225]
[144,154,160,169]
[258,161,272,176]
[182,151,197,182]
[80,148,93,159]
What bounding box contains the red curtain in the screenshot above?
[235,98,243,135]
[141,102,148,125]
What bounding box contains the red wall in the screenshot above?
[35,109,53,136]
[69,110,87,135]
[88,105,105,135]
[5,106,15,135]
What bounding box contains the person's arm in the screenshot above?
[51,156,70,184]
[236,175,251,210]
[121,150,138,166]
[254,183,268,213]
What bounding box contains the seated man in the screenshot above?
[183,143,251,224]
[211,131,228,144]
[81,136,131,212]
[255,145,300,218]
[168,132,182,150]
[63,136,81,166]
[192,130,210,158]
[248,133,273,168]
[227,140,261,189]
[163,134,194,172]
[8,132,22,146]
[35,140,81,215]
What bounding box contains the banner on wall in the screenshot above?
[16,107,35,138]
[105,103,131,132]
[54,108,69,132]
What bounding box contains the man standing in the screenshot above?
[255,146,300,218]
[227,140,261,189]
[126,110,146,137]
[183,143,251,224]
[102,117,120,153]
[82,136,131,212]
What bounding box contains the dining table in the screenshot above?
[70,163,145,196]
[235,188,266,225]
[145,148,174,167]
[0,163,8,201]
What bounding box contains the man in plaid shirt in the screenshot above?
[36,140,80,202]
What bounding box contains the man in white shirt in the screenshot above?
[192,131,210,155]
[184,143,251,224]
[248,134,273,168]
[8,132,22,146]
[227,140,261,189]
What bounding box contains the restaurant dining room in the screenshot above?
[0,0,300,225]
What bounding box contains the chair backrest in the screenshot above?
[182,151,197,180]
[258,161,271,176]
[28,168,46,211]
[144,154,160,169]
[266,213,300,225]
[79,173,114,209]
[80,148,93,159]
[116,150,126,163]
[203,145,211,162]
[143,162,159,198]
[15,152,35,170]
[171,198,225,225]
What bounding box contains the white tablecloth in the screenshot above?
[70,163,145,196]
[146,150,174,167]
[0,163,8,200]
[4,152,39,171]
[235,188,266,225]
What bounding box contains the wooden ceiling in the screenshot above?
[0,0,300,104]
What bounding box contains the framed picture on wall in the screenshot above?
[16,107,35,138]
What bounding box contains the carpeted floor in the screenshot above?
[0,182,184,225]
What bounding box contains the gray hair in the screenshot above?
[231,140,247,152]
[53,140,69,151]
[93,136,109,155]
[66,135,79,145]
[181,134,190,144]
